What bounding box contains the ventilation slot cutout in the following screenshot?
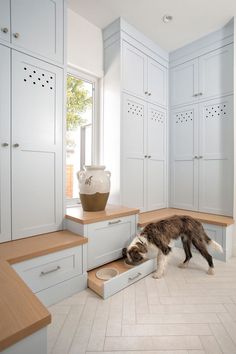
[205,103,227,119]
[150,110,164,124]
[175,110,193,124]
[127,101,144,118]
[23,65,55,91]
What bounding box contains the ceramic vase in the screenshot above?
[77,165,111,211]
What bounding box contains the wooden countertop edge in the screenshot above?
[138,211,234,227]
[65,209,139,224]
[6,237,88,265]
[0,260,51,352]
[0,231,87,351]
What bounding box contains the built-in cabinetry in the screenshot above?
[170,26,234,216]
[13,244,87,306]
[103,19,168,212]
[66,206,139,270]
[0,0,65,243]
[0,0,64,63]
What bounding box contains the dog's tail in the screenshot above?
[205,236,223,253]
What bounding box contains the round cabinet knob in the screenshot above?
[13,143,20,148]
[199,155,203,159]
[1,27,8,34]
[13,32,20,39]
[144,91,148,95]
[193,93,198,97]
[2,142,9,147]
[148,93,151,96]
[198,92,203,96]
[148,155,151,158]
[144,155,148,158]
[194,155,198,159]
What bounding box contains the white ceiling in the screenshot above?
[68,0,236,52]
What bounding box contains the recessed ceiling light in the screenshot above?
[162,15,173,23]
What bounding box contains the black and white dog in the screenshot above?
[122,215,223,278]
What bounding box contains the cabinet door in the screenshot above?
[199,44,233,100]
[170,59,198,106]
[122,94,147,211]
[198,96,233,216]
[11,0,63,63]
[0,0,10,43]
[170,104,198,210]
[147,58,167,107]
[122,41,147,99]
[0,45,11,242]
[11,51,63,239]
[87,216,136,270]
[147,104,166,210]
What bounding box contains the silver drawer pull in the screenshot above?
[108,219,121,225]
[40,265,60,276]
[128,272,142,281]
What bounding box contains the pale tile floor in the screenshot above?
[47,248,236,354]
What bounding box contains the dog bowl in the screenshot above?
[96,268,119,281]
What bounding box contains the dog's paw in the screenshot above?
[207,267,215,275]
[178,262,189,269]
[152,271,163,279]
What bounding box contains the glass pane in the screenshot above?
[66,75,93,199]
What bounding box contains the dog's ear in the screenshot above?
[122,247,127,258]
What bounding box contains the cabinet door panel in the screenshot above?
[12,51,63,239]
[122,41,147,98]
[148,58,167,106]
[147,104,166,210]
[11,0,63,63]
[198,96,233,215]
[170,105,198,210]
[123,158,146,211]
[87,216,136,270]
[0,45,11,242]
[0,0,10,43]
[170,59,198,106]
[199,44,233,100]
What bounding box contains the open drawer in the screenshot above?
[88,258,156,299]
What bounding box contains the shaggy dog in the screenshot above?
[122,215,223,278]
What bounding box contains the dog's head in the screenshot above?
[122,238,148,265]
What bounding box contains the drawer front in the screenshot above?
[87,215,136,270]
[104,259,156,299]
[12,247,82,293]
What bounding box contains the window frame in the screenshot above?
[66,67,99,206]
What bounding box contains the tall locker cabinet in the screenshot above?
[0,0,65,242]
[170,25,234,216]
[0,45,11,242]
[103,19,168,212]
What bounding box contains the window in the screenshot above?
[66,70,97,202]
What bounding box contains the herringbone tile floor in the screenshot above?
[47,248,236,354]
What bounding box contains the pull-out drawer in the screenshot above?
[12,246,82,293]
[88,258,156,299]
[86,215,136,270]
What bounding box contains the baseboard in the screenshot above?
[36,273,87,307]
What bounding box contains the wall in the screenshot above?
[234,19,236,256]
[67,9,103,77]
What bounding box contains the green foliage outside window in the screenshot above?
[66,75,92,131]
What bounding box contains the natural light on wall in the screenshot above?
[66,74,94,200]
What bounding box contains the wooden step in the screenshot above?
[139,208,234,228]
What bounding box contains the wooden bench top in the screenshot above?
[139,208,234,227]
[66,204,139,224]
[0,230,87,351]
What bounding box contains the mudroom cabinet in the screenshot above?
[122,93,167,211]
[170,24,234,216]
[103,18,168,211]
[122,41,167,107]
[170,43,233,107]
[0,0,64,64]
[0,1,65,243]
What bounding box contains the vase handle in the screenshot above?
[105,171,111,179]
[77,170,86,182]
